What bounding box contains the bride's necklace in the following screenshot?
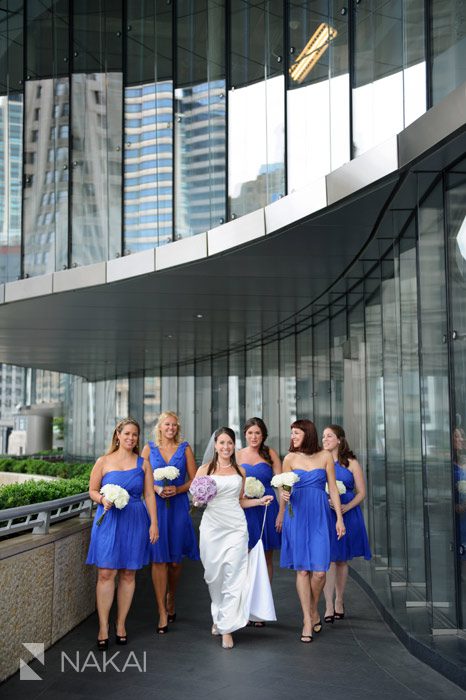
[217,463,233,470]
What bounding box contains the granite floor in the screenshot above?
[2,553,465,700]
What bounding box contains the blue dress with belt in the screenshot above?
[280,468,332,571]
[329,461,371,562]
[241,462,281,550]
[86,456,150,569]
[148,441,200,563]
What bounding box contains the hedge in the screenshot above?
[0,458,93,480]
[0,458,94,510]
[0,477,90,510]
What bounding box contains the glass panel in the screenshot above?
[0,92,22,283]
[365,282,388,567]
[446,159,466,628]
[0,0,23,93]
[382,257,407,579]
[116,377,129,419]
[124,0,173,252]
[71,73,122,265]
[262,341,280,453]
[73,0,123,73]
[245,345,263,419]
[431,0,466,105]
[26,0,69,80]
[229,350,245,441]
[178,364,195,450]
[143,374,161,444]
[296,325,313,419]
[195,359,212,461]
[353,0,425,156]
[212,356,228,429]
[418,178,456,628]
[346,288,367,479]
[398,228,427,610]
[23,78,69,276]
[279,334,296,456]
[330,309,346,425]
[288,0,348,190]
[229,0,284,216]
[313,317,330,429]
[175,0,226,239]
[161,369,178,415]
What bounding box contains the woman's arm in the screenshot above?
[143,458,159,543]
[342,459,366,513]
[325,454,345,539]
[270,448,285,531]
[238,465,272,508]
[175,444,196,494]
[88,457,112,510]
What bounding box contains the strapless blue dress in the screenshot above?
[86,457,150,569]
[329,461,371,561]
[241,462,281,550]
[148,441,199,563]
[280,469,332,572]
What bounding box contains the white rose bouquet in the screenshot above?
[244,476,265,499]
[96,484,130,526]
[153,466,180,508]
[457,480,466,495]
[325,480,347,495]
[271,472,300,516]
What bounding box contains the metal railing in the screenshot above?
[0,493,93,537]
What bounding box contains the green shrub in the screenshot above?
[0,458,93,480]
[0,477,89,510]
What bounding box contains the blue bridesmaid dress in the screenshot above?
[149,441,200,563]
[280,469,332,571]
[86,457,150,569]
[329,461,371,562]
[241,462,281,550]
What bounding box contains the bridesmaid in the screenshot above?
[280,419,345,643]
[322,425,371,622]
[237,417,284,591]
[86,418,158,650]
[141,411,199,634]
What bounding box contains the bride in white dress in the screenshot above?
[196,427,275,649]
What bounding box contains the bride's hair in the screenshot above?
[207,427,242,476]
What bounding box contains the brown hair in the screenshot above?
[243,417,272,465]
[154,411,181,446]
[207,427,242,476]
[289,419,320,455]
[107,418,140,455]
[325,424,356,467]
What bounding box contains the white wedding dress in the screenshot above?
[199,473,276,634]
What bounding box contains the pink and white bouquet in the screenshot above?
[96,483,130,526]
[189,476,217,507]
[271,472,300,517]
[153,465,180,508]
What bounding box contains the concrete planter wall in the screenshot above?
[0,519,96,682]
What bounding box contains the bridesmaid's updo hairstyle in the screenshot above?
[243,417,272,465]
[326,424,356,467]
[208,427,242,476]
[108,418,140,455]
[289,419,320,455]
[154,411,181,446]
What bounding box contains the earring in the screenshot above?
[116,439,120,446]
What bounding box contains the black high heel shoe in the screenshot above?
[312,619,322,634]
[167,612,177,623]
[334,607,345,620]
[115,624,127,645]
[324,614,335,624]
[157,625,168,634]
[97,638,109,651]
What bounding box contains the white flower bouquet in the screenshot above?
[457,479,466,495]
[153,465,180,507]
[271,472,300,516]
[325,480,347,495]
[97,484,130,526]
[244,476,265,499]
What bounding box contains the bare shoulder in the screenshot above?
[238,466,246,477]
[348,457,362,473]
[141,443,150,457]
[319,450,333,467]
[282,452,293,470]
[196,464,209,476]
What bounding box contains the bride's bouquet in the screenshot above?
[244,476,265,499]
[96,484,130,526]
[325,480,347,495]
[189,476,217,507]
[271,472,300,517]
[153,466,180,508]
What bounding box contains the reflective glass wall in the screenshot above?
[3,1,466,283]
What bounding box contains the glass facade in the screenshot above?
[1,0,466,680]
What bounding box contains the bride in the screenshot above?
[196,426,274,649]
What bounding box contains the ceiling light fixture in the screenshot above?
[289,23,338,84]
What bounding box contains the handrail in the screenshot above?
[0,492,93,537]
